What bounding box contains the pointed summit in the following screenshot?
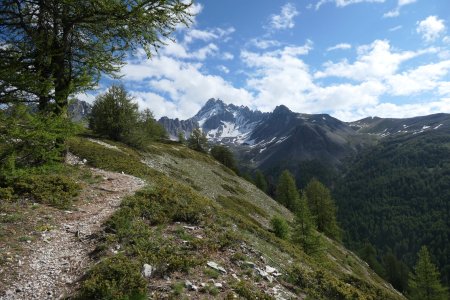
[273,105,292,115]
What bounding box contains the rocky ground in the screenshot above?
[0,154,145,299]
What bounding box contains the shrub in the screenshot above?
[13,174,80,209]
[76,254,147,300]
[271,216,290,239]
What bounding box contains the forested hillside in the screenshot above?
[335,131,450,289]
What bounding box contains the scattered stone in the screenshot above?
[185,280,198,291]
[207,261,227,274]
[244,261,256,268]
[231,273,241,282]
[265,266,277,274]
[183,225,197,230]
[214,282,223,289]
[142,264,154,278]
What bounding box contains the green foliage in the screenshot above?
[187,128,208,153]
[1,0,193,116]
[76,254,147,300]
[335,132,450,286]
[292,194,322,255]
[408,246,448,300]
[12,174,80,209]
[270,216,290,239]
[305,179,341,240]
[177,131,186,144]
[0,105,79,171]
[89,85,166,148]
[0,163,80,209]
[210,145,238,173]
[276,170,299,211]
[359,243,385,278]
[254,170,268,193]
[67,137,158,178]
[383,252,409,293]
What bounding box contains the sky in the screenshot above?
[80,0,450,121]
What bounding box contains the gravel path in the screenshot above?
[0,164,145,299]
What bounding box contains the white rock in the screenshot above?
[185,280,198,291]
[265,266,277,274]
[207,261,227,274]
[142,264,153,278]
[214,282,223,289]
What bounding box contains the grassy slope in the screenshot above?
[67,136,404,299]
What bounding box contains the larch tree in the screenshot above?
[276,170,298,211]
[408,246,448,300]
[0,0,193,115]
[292,193,322,255]
[304,178,341,240]
[187,128,208,153]
[254,170,268,193]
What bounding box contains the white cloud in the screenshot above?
[249,38,282,50]
[334,98,450,121]
[184,27,235,44]
[389,25,403,32]
[315,0,385,10]
[222,52,234,60]
[121,55,254,119]
[383,0,416,18]
[315,40,431,81]
[327,43,352,51]
[387,60,450,95]
[417,16,446,42]
[217,65,230,74]
[269,3,299,30]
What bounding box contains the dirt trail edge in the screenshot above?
[1,158,146,299]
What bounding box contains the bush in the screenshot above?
[0,104,79,171]
[271,216,290,239]
[13,174,80,209]
[76,254,147,300]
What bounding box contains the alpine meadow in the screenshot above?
[1,0,449,299]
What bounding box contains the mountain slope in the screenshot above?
[334,131,450,287]
[56,136,404,299]
[348,113,450,137]
[159,99,374,186]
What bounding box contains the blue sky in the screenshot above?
[81,0,450,121]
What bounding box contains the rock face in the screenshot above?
[68,99,92,122]
[159,99,450,177]
[159,99,367,172]
[158,98,265,142]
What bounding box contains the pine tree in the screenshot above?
[292,193,322,255]
[359,242,385,277]
[89,85,139,142]
[383,251,409,292]
[187,128,208,153]
[0,0,193,116]
[210,145,238,173]
[254,170,268,193]
[178,131,186,144]
[304,179,341,240]
[276,170,299,211]
[408,246,448,300]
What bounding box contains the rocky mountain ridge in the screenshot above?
[159,99,450,175]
